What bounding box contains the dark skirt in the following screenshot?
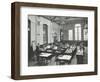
[76,55,83,64]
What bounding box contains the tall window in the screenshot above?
[43,24,48,44]
[60,29,64,41]
[83,24,88,41]
[83,29,88,40]
[68,30,73,40]
[75,24,81,40]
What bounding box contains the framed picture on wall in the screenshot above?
[11,2,98,80]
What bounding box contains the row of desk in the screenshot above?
[38,45,77,65]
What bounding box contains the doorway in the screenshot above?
[43,24,48,44]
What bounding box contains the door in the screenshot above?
[43,24,48,44]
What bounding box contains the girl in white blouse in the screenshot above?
[76,46,84,64]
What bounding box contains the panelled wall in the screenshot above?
[28,16,62,48]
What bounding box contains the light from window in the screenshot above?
[83,29,88,40]
[75,24,81,40]
[68,29,73,40]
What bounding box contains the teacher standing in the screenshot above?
[76,46,84,64]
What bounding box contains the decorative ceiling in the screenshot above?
[39,15,87,25]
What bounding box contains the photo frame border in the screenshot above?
[11,2,98,80]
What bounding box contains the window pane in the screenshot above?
[75,27,78,40]
[68,30,73,40]
[78,27,81,40]
[75,24,81,40]
[84,29,88,40]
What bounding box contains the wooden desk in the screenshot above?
[56,55,72,65]
[40,53,52,57]
[57,55,72,61]
[46,49,53,53]
[39,53,53,65]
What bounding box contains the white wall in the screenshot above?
[0,0,100,82]
[40,16,51,44]
[29,15,36,44]
[52,22,62,41]
[29,16,37,50]
[29,15,61,45]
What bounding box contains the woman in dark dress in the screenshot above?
[35,43,40,63]
[76,46,84,64]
